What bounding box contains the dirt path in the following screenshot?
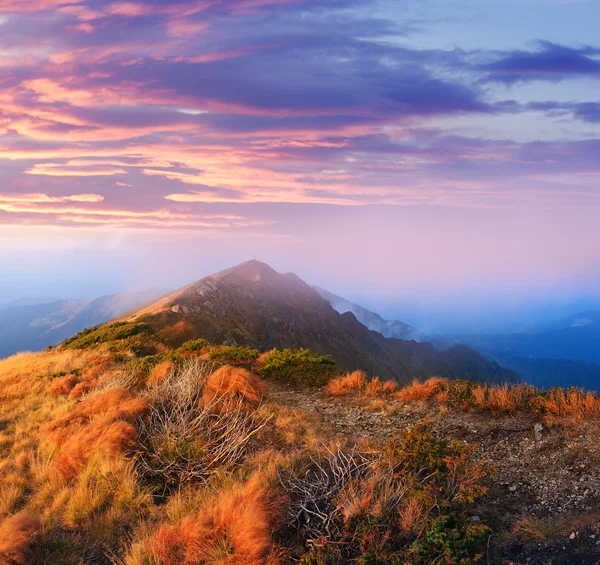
[268,383,600,518]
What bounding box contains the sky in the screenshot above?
[0,0,599,332]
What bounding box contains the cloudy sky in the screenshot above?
[1,0,599,331]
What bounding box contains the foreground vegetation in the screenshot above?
[0,321,598,564]
[326,370,600,424]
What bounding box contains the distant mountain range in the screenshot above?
[3,261,597,390]
[313,288,600,390]
[0,290,162,359]
[313,286,419,341]
[122,260,516,384]
[448,310,600,365]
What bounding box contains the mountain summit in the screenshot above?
[125,260,516,383]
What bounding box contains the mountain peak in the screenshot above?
[121,261,516,383]
[210,259,279,284]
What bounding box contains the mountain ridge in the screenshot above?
[124,260,516,384]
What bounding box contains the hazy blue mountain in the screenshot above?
[314,286,419,341]
[0,290,163,359]
[446,310,600,365]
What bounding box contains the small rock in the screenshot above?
[509,485,518,492]
[534,422,543,442]
[470,516,480,522]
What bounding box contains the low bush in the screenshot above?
[256,348,337,386]
[206,345,261,365]
[137,360,270,491]
[177,339,210,355]
[282,423,492,564]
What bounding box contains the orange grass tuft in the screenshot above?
[470,384,538,414]
[48,374,81,396]
[201,365,266,414]
[157,321,196,348]
[134,473,285,565]
[147,360,174,387]
[68,380,98,400]
[535,387,600,422]
[0,511,40,565]
[43,388,149,481]
[394,377,448,403]
[364,377,398,397]
[325,370,369,397]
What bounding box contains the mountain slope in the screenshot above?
[0,290,162,359]
[314,286,419,340]
[126,260,516,383]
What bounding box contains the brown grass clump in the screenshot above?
[394,377,448,403]
[68,380,97,400]
[511,515,558,541]
[43,388,149,481]
[0,511,40,565]
[127,473,285,565]
[364,376,398,397]
[535,387,600,423]
[48,374,81,396]
[201,365,266,414]
[147,360,174,387]
[471,383,537,414]
[325,370,368,396]
[157,321,196,348]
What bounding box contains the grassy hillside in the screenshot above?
[0,323,598,564]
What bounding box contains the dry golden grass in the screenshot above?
[364,376,398,397]
[336,375,600,424]
[147,360,174,387]
[394,377,448,403]
[201,365,266,414]
[511,515,559,541]
[1,344,598,565]
[535,387,600,423]
[0,511,40,565]
[43,388,149,481]
[471,383,538,413]
[48,374,81,397]
[325,370,368,396]
[126,472,285,565]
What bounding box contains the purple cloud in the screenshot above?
[482,41,600,83]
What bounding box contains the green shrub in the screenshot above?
[255,348,337,386]
[107,336,157,357]
[177,339,210,354]
[207,345,260,365]
[62,322,155,350]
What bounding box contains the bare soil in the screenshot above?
[268,383,600,565]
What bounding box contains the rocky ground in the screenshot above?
[268,383,600,565]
